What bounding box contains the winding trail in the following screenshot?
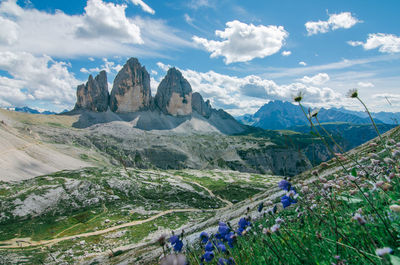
[0,176,235,249]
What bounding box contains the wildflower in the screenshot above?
[347,88,358,98]
[257,202,264,212]
[275,217,284,224]
[320,162,328,168]
[347,175,356,181]
[293,91,304,102]
[169,235,183,252]
[384,157,395,164]
[203,251,214,262]
[200,232,209,244]
[281,195,296,208]
[271,224,280,233]
[369,142,378,147]
[217,242,227,253]
[157,234,167,247]
[262,227,270,235]
[312,170,319,176]
[310,108,320,118]
[278,179,291,191]
[389,205,400,212]
[205,241,214,251]
[383,183,393,191]
[301,185,309,193]
[160,254,187,265]
[352,213,366,225]
[392,149,400,159]
[318,177,327,183]
[375,247,393,256]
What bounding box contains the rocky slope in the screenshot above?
[75,71,109,112]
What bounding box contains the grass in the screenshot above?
[184,125,400,264]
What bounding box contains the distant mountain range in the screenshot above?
[5,106,69,115]
[237,100,400,130]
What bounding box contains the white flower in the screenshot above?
[275,217,284,224]
[375,247,393,256]
[352,213,366,225]
[389,205,400,212]
[271,224,280,233]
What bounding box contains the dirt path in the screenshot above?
[0,208,205,249]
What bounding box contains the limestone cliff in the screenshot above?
[155,68,192,116]
[110,58,151,113]
[74,71,109,112]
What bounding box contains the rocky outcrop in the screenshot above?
[192,92,212,118]
[155,68,192,116]
[74,70,109,112]
[110,58,151,113]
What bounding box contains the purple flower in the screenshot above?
[169,235,179,245]
[200,231,209,243]
[281,195,296,208]
[173,240,183,252]
[217,242,227,253]
[278,180,291,191]
[258,202,264,212]
[203,251,214,262]
[205,241,214,252]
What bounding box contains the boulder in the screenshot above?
[155,68,192,116]
[110,58,151,113]
[74,70,109,112]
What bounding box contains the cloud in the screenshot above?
[184,13,193,24]
[299,73,330,85]
[357,81,374,88]
[0,0,190,58]
[168,67,341,115]
[281,50,291,56]
[372,93,400,106]
[193,20,288,64]
[0,51,80,109]
[306,12,360,35]
[131,0,155,15]
[299,61,307,66]
[187,0,213,9]
[348,33,400,53]
[156,62,171,72]
[83,58,123,74]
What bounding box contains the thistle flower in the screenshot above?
[271,224,280,233]
[310,108,320,118]
[347,88,358,98]
[160,254,187,265]
[389,205,400,212]
[293,91,304,102]
[375,247,393,256]
[352,213,366,225]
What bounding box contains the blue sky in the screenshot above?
[0,0,399,115]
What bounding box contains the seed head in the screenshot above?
[347,88,358,98]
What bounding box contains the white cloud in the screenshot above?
[76,0,142,44]
[187,0,212,9]
[299,61,307,66]
[131,0,155,15]
[156,62,171,72]
[84,58,123,74]
[357,81,374,88]
[169,67,341,115]
[88,57,95,62]
[372,93,400,106]
[151,69,158,76]
[281,50,291,56]
[193,20,288,64]
[306,12,360,35]
[0,51,80,109]
[348,33,400,53]
[299,73,330,85]
[184,13,193,24]
[0,0,190,58]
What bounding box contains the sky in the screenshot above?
[0,0,399,116]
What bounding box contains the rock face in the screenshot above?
[110,58,151,113]
[155,68,192,116]
[74,70,109,112]
[192,92,212,118]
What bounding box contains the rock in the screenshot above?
[155,68,192,116]
[74,70,109,112]
[110,58,151,113]
[192,92,211,118]
[105,219,110,223]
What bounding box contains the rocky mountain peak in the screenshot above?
[110,57,151,113]
[155,67,192,116]
[74,70,109,112]
[192,92,211,118]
